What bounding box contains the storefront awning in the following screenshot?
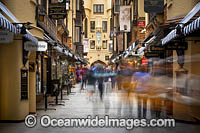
[0,14,18,34]
[184,16,200,35]
[0,2,38,45]
[24,32,38,45]
[137,47,145,54]
[162,2,200,45]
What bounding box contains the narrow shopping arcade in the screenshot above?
[1,0,200,133]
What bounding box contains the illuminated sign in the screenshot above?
[150,46,165,51]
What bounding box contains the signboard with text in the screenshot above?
[0,30,14,43]
[144,0,164,13]
[165,42,188,50]
[145,52,164,58]
[24,41,48,51]
[49,0,66,19]
[21,69,28,100]
[150,45,165,51]
[138,21,145,27]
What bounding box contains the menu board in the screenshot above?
[21,69,28,100]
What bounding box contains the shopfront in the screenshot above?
[161,2,200,121]
[0,4,40,120]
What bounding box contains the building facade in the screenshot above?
[0,0,86,121]
[83,0,113,65]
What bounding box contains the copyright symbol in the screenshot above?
[25,115,37,128]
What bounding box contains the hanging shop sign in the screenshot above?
[137,21,145,27]
[145,52,164,58]
[120,6,131,32]
[49,0,66,19]
[83,38,89,53]
[150,45,165,51]
[21,69,28,100]
[144,0,164,13]
[0,30,14,43]
[165,42,188,50]
[24,41,47,51]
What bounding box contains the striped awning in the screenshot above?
[137,47,145,54]
[184,16,200,35]
[0,14,18,34]
[24,32,38,45]
[162,29,177,45]
[0,14,38,45]
[0,2,38,45]
[162,16,200,45]
[162,2,200,46]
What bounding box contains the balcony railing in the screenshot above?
[37,5,57,41]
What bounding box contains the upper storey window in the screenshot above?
[93,4,104,14]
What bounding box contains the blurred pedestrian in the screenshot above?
[94,66,105,101]
[80,65,88,92]
[86,66,96,101]
[133,64,151,118]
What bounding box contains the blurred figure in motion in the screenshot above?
[95,66,105,101]
[104,65,112,97]
[103,65,117,114]
[133,64,151,118]
[116,59,135,116]
[86,65,96,101]
[80,65,88,92]
[150,60,173,118]
[111,65,117,90]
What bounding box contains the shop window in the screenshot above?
[102,21,107,32]
[93,4,104,13]
[102,40,107,49]
[90,40,95,49]
[90,21,95,32]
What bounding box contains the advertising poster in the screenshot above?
[120,6,131,32]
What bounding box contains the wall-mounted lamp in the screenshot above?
[13,22,33,34]
[38,12,45,22]
[176,23,184,36]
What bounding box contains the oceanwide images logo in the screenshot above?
[25,115,37,128]
[24,115,176,129]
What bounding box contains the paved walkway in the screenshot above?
[0,83,200,133]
